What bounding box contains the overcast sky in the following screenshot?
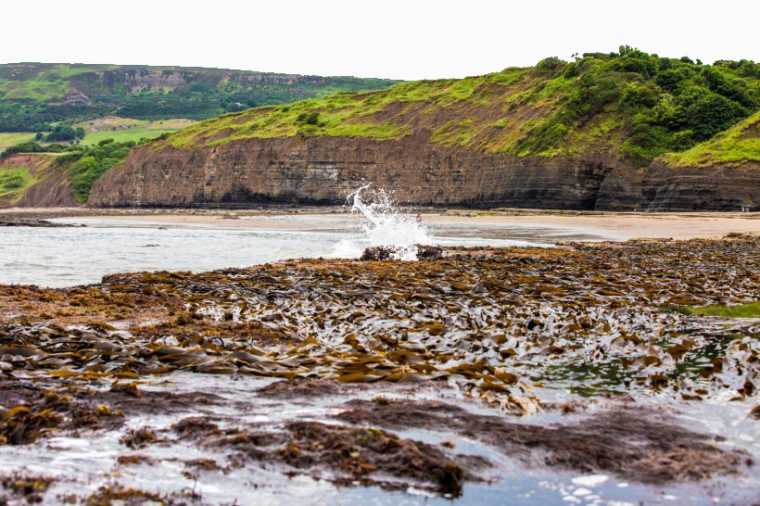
[1,0,756,80]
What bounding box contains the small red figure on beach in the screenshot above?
[416,214,422,224]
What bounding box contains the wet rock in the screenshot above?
[336,399,750,484]
[0,472,55,504]
[281,421,466,496]
[417,245,443,260]
[2,238,760,499]
[85,484,196,505]
[0,218,76,228]
[120,427,159,449]
[360,246,394,261]
[255,379,344,399]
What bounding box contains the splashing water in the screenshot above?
[330,186,432,260]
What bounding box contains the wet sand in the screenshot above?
[4,207,760,241]
[429,212,760,241]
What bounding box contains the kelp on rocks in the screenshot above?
[2,236,760,500]
[3,237,760,408]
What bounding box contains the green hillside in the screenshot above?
[1,138,144,203]
[0,63,402,132]
[662,109,760,167]
[163,47,760,167]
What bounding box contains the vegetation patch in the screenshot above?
[675,301,760,318]
[62,139,136,202]
[662,110,760,167]
[0,166,34,201]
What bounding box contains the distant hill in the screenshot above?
[0,63,402,132]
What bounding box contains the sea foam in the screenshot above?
[329,185,431,260]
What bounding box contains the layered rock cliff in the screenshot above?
[89,132,760,211]
[89,134,625,209]
[641,161,760,211]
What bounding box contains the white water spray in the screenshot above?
[329,185,432,260]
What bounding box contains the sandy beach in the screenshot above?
[428,212,760,241]
[5,208,758,241]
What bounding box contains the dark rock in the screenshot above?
[418,245,443,260]
[0,218,75,227]
[360,246,394,261]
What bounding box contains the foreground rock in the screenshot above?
[2,238,760,502]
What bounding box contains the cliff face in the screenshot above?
[643,161,760,211]
[89,135,760,211]
[0,154,79,208]
[89,134,623,210]
[86,52,760,211]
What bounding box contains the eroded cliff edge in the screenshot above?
[89,134,637,210]
[0,154,80,208]
[89,134,760,211]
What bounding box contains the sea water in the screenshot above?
[0,190,606,287]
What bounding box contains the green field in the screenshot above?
[0,132,36,150]
[0,120,191,152]
[80,127,177,146]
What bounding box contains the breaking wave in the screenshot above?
[329,186,432,260]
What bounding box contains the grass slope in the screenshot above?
[0,165,35,204]
[661,110,760,167]
[162,49,760,166]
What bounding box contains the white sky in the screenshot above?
[1,0,756,80]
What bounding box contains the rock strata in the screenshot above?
[88,135,760,211]
[88,135,621,210]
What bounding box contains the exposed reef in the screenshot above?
[2,238,760,502]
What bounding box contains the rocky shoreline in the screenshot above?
[2,238,760,503]
[0,217,78,227]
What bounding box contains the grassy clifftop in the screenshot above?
[163,48,760,167]
[661,109,760,167]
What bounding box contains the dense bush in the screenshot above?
[0,141,45,159]
[45,125,85,142]
[516,47,760,164]
[66,140,135,202]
